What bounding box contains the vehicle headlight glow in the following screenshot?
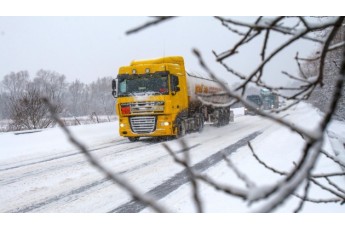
[120,123,125,128]
[161,121,170,126]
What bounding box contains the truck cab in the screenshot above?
[112,56,190,141]
[244,95,262,115]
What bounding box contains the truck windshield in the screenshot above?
[118,72,169,97]
[246,95,262,106]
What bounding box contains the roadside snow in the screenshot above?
[0,122,118,164]
[143,103,345,212]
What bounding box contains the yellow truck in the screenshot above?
[112,56,233,142]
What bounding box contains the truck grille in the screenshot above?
[130,116,156,134]
[123,101,164,114]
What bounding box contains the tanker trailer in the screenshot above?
[111,56,233,142]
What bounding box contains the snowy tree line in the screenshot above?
[0,70,115,131]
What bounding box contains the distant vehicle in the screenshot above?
[244,89,279,115]
[244,95,262,115]
[112,56,234,142]
[260,88,279,110]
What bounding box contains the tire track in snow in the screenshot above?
[0,140,157,186]
[5,143,201,212]
[111,131,262,213]
[3,127,257,212]
[10,178,110,213]
[0,139,128,172]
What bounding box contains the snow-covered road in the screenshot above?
[0,104,344,212]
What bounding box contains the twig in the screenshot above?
[215,16,263,61]
[325,177,345,194]
[311,178,345,200]
[299,17,310,30]
[293,178,311,213]
[194,173,248,199]
[293,194,342,204]
[248,142,287,176]
[126,17,175,35]
[321,149,345,168]
[223,154,256,189]
[163,141,203,212]
[312,172,345,178]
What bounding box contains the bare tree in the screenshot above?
[2,71,30,98]
[1,70,67,131]
[63,77,115,120]
[0,70,117,129]
[33,69,67,114]
[9,85,58,130]
[67,79,90,116]
[0,71,30,119]
[0,82,8,119]
[89,77,115,121]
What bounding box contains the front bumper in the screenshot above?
[119,115,174,137]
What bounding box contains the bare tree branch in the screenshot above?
[294,179,311,213]
[195,173,248,199]
[293,194,343,204]
[248,142,287,176]
[325,177,345,194]
[311,178,345,200]
[163,140,203,212]
[223,154,256,189]
[321,149,345,168]
[126,16,175,35]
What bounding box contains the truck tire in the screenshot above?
[230,110,234,122]
[176,121,186,138]
[213,110,220,127]
[196,114,204,132]
[128,137,139,142]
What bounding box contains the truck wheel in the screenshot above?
[176,121,186,138]
[128,137,139,142]
[197,114,204,132]
[213,110,220,127]
[229,110,234,122]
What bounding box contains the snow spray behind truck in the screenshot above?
[112,56,233,142]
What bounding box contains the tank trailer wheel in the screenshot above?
[196,114,204,132]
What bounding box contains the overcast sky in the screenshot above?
[0,16,320,86]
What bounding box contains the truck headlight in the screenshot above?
[120,123,125,128]
[161,121,170,126]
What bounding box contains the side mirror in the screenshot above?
[112,79,117,98]
[171,75,180,95]
[112,79,116,90]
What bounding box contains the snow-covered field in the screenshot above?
[0,115,117,132]
[0,103,344,215]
